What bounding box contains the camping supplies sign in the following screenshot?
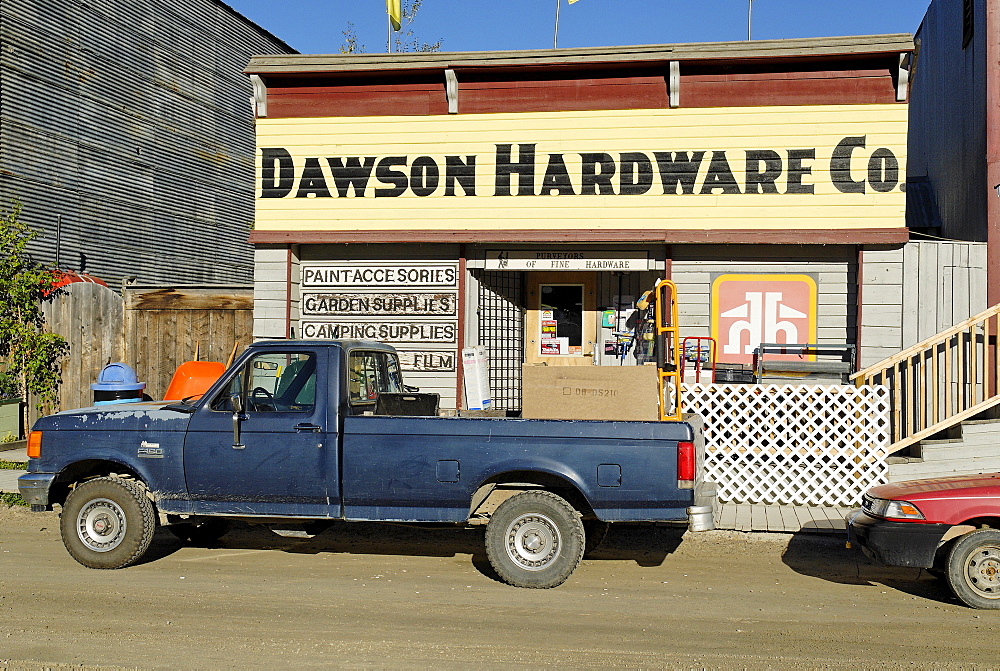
[255,105,907,234]
[301,261,458,372]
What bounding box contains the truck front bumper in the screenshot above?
[846,509,950,568]
[18,472,56,508]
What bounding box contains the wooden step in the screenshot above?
[959,418,1000,436]
[920,444,1000,462]
[889,457,1000,482]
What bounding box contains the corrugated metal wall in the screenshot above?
[0,0,294,287]
[907,0,987,240]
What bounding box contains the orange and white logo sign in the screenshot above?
[711,274,818,365]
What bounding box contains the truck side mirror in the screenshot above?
[230,393,244,415]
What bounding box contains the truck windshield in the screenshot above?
[348,351,404,404]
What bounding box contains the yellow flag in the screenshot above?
[568,0,582,4]
[386,0,402,31]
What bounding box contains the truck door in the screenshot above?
[182,347,335,517]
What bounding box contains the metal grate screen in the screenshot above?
[474,270,525,412]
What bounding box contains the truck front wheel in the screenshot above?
[60,476,157,569]
[946,529,1000,609]
[485,490,584,588]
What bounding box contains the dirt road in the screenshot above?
[0,504,995,669]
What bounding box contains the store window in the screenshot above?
[539,284,584,355]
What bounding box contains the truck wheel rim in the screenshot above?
[77,498,127,553]
[963,543,1000,599]
[505,513,560,571]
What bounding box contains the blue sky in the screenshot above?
[225,0,933,55]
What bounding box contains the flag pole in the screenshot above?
[554,0,561,49]
[748,0,753,41]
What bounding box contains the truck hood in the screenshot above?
[869,472,1000,502]
[32,401,193,433]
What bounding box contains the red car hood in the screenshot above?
[869,472,1000,502]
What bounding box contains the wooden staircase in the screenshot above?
[853,303,1000,481]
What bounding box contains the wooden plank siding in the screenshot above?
[252,105,908,237]
[123,287,253,401]
[860,241,987,370]
[42,283,125,413]
[670,245,857,349]
[265,66,899,119]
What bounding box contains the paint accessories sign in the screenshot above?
[300,261,459,372]
[711,274,818,366]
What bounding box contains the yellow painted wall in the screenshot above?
[255,105,907,232]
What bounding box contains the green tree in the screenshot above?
[339,1,442,54]
[340,22,365,54]
[391,0,443,53]
[0,201,67,436]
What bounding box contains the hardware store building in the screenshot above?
[246,35,985,412]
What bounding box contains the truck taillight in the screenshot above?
[677,440,695,488]
[27,431,42,459]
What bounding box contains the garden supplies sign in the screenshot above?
[255,105,907,233]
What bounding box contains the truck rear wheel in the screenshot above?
[60,476,156,569]
[485,490,584,588]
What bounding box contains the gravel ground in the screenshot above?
[0,504,996,669]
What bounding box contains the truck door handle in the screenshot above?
[294,423,322,433]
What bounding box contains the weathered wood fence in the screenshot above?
[42,284,252,413]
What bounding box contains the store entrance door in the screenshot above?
[524,272,596,366]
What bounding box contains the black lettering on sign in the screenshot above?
[410,156,440,196]
[831,136,867,194]
[654,151,705,195]
[327,157,376,197]
[580,153,616,195]
[444,156,476,196]
[700,151,741,195]
[295,157,332,198]
[261,148,295,198]
[619,152,653,195]
[375,156,408,197]
[745,150,782,194]
[540,154,575,196]
[868,148,899,193]
[786,149,815,195]
[495,144,536,196]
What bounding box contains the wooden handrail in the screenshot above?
[852,302,1000,450]
[852,303,1000,381]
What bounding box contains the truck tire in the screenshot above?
[60,476,157,570]
[945,529,1000,609]
[485,490,584,589]
[168,518,231,545]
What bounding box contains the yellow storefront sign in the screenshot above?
[254,105,907,233]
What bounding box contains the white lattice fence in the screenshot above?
[682,384,890,507]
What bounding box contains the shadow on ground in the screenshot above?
[142,521,687,583]
[781,532,959,606]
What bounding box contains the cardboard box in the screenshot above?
[521,365,659,421]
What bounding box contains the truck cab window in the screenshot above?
[348,351,404,405]
[212,352,316,412]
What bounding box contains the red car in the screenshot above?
[847,473,1000,609]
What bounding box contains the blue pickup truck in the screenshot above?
[19,340,711,588]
